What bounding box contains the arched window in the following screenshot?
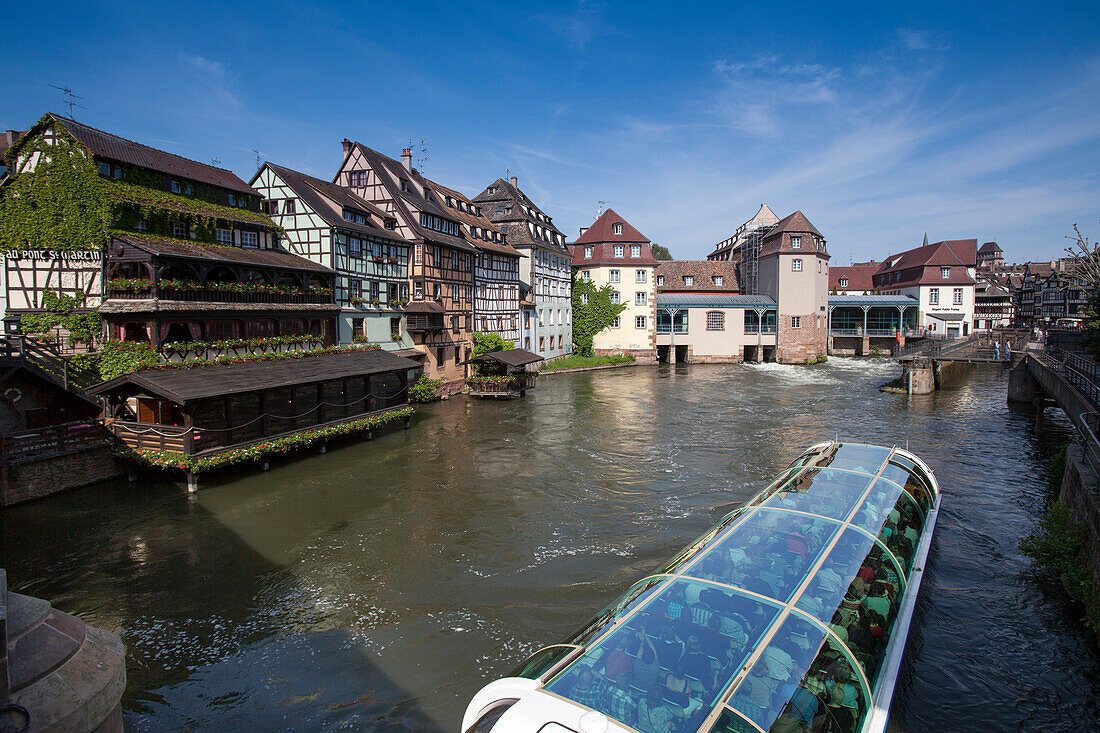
[707,311,725,331]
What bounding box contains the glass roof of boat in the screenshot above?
[539,443,938,733]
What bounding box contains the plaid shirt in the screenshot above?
[570,679,603,709]
[601,683,636,726]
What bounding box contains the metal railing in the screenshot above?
[655,325,689,334]
[744,325,777,334]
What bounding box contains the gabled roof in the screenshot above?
[30,113,256,194]
[473,178,570,255]
[425,178,519,258]
[574,208,650,245]
[110,233,333,273]
[343,142,476,252]
[830,265,877,292]
[0,129,26,159]
[762,210,823,240]
[259,162,405,240]
[89,349,420,405]
[977,241,1002,255]
[874,239,977,287]
[655,261,739,292]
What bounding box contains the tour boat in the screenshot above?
[463,442,940,733]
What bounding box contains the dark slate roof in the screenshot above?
[472,178,570,255]
[654,261,739,291]
[90,348,421,404]
[260,162,406,240]
[404,300,444,313]
[978,241,1003,254]
[574,208,651,245]
[111,234,333,273]
[465,348,544,366]
[426,178,519,258]
[345,143,476,252]
[45,113,256,194]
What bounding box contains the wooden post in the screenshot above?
[185,471,198,493]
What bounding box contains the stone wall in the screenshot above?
[933,359,972,389]
[1059,444,1100,631]
[1,445,128,506]
[777,313,828,363]
[594,347,657,364]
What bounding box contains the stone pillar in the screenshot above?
[1007,357,1039,403]
[2,570,126,732]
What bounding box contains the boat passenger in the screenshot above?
[603,636,634,683]
[824,665,861,732]
[601,671,637,727]
[568,667,603,709]
[656,623,685,669]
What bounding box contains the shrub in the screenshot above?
[409,374,444,402]
[98,340,160,380]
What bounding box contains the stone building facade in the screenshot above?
[757,211,830,362]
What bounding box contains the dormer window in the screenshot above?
[630,245,641,258]
[613,222,623,235]
[840,277,849,288]
[228,193,237,206]
[684,276,694,286]
[423,187,432,200]
[171,180,181,193]
[584,247,593,259]
[400,179,410,192]
[791,236,801,249]
[614,245,624,258]
[941,267,951,278]
[714,276,723,286]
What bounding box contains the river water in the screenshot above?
[3,358,1099,731]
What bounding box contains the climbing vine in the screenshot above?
[0,122,110,251]
[18,290,102,344]
[571,273,627,357]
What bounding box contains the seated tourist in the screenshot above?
[569,667,603,709]
[824,666,861,732]
[600,672,637,727]
[665,585,688,621]
[637,690,684,733]
[861,583,891,621]
[656,623,685,669]
[771,685,821,733]
[603,636,634,683]
[633,633,662,691]
[681,632,716,691]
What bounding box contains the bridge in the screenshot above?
[897,330,1032,364]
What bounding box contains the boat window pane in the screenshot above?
[563,575,667,647]
[509,645,577,680]
[881,460,935,515]
[758,467,876,521]
[546,579,781,733]
[799,443,891,476]
[683,509,841,604]
[789,447,826,468]
[854,484,922,575]
[795,528,904,628]
[659,509,751,575]
[706,707,763,733]
[727,614,870,733]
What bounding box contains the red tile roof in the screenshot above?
[873,239,977,288]
[574,208,650,245]
[655,261,739,292]
[830,265,877,292]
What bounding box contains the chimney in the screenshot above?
[401,148,412,171]
[341,138,352,155]
[579,227,588,237]
[510,176,518,187]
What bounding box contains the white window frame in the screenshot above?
[240,230,259,247]
[610,291,620,304]
[215,228,233,245]
[791,316,801,328]
[953,287,963,305]
[839,278,848,288]
[613,222,623,235]
[791,236,801,249]
[941,267,951,278]
[792,259,803,272]
[584,246,593,259]
[635,315,646,329]
[609,269,620,282]
[635,292,646,305]
[630,245,641,258]
[929,288,940,305]
[707,311,725,331]
[684,276,694,286]
[636,269,646,283]
[610,316,620,328]
[614,245,624,258]
[656,275,664,286]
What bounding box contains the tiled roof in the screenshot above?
[830,265,877,292]
[763,210,823,239]
[655,293,775,308]
[655,261,739,291]
[473,178,570,255]
[44,113,256,194]
[978,241,1003,254]
[345,143,476,252]
[260,162,405,240]
[111,233,333,273]
[569,241,658,267]
[98,300,340,313]
[574,208,650,245]
[873,240,977,287]
[425,178,519,258]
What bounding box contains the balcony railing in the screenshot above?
[830,327,913,337]
[1,421,111,464]
[744,325,777,334]
[656,325,689,334]
[107,287,333,304]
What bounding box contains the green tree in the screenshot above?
[1064,225,1100,359]
[571,273,627,357]
[471,331,515,375]
[651,243,673,260]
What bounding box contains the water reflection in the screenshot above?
[2,359,1098,731]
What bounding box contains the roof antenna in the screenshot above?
[251,149,262,171]
[210,157,221,166]
[597,200,608,217]
[410,138,428,174]
[49,84,86,118]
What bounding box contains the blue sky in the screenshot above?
[3,1,1098,262]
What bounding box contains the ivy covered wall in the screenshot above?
[571,273,627,357]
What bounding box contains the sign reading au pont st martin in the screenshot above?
[2,249,103,261]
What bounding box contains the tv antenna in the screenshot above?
[49,84,86,118]
[210,157,221,166]
[410,138,428,174]
[597,200,609,216]
[251,149,262,170]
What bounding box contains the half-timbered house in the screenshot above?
[336,142,480,390]
[1,113,338,348]
[474,177,571,357]
[251,162,411,348]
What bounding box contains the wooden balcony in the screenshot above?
[107,287,332,304]
[466,375,537,399]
